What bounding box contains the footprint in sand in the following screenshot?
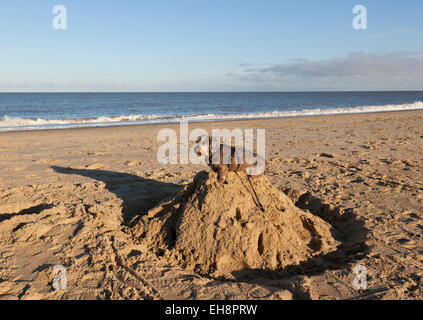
[318,153,335,158]
[124,160,141,167]
[87,151,107,156]
[31,159,55,165]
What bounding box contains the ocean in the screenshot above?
[0,91,423,132]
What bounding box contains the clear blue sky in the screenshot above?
[0,0,422,91]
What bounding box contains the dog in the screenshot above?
[194,135,266,183]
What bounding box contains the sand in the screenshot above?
[134,171,339,276]
[0,110,422,300]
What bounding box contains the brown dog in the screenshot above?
[194,135,266,183]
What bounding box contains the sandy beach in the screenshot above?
[0,110,422,300]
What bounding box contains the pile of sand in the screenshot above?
[133,171,340,277]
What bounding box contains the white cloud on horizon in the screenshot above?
[258,52,423,78]
[236,51,423,91]
[1,51,423,92]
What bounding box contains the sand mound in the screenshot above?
[134,171,340,277]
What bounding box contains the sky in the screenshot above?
[0,0,422,92]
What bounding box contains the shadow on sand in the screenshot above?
[51,166,182,225]
[0,203,54,223]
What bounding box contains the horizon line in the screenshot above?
[1,90,423,94]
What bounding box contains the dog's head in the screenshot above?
[194,135,211,156]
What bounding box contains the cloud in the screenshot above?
[242,68,259,72]
[260,52,423,78]
[0,79,251,92]
[231,51,423,90]
[0,80,146,92]
[1,51,422,92]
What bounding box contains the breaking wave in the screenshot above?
[1,101,423,132]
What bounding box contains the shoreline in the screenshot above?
[1,108,423,135]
